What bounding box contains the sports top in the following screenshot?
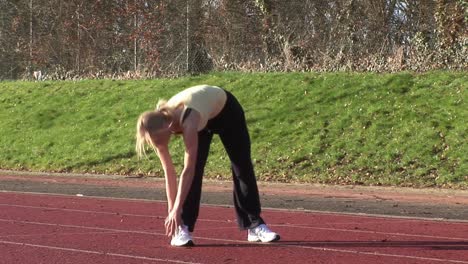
[166,85,227,131]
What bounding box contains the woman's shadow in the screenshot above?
[194,240,468,250]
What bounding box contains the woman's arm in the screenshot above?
[172,124,198,213]
[156,145,178,213]
[165,111,200,236]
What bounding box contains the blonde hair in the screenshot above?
[135,109,170,158]
[156,99,168,111]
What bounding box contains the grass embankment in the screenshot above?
[0,72,466,188]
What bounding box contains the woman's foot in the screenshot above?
[247,224,280,242]
[170,225,194,247]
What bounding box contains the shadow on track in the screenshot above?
[193,240,468,250]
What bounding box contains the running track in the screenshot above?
[1,191,467,264]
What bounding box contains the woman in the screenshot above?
[136,85,280,247]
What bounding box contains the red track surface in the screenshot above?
[1,191,467,264]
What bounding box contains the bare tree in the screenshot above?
[0,0,465,80]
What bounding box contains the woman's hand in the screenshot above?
[165,207,182,237]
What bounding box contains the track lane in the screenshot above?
[0,191,467,264]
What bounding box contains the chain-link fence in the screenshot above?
[1,0,467,80]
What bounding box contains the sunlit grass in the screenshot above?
[0,71,466,188]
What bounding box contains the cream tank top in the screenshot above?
[166,85,227,131]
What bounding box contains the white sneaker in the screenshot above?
[170,225,194,247]
[247,224,280,242]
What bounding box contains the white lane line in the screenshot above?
[2,190,467,224]
[1,230,119,239]
[0,240,201,263]
[0,203,466,241]
[0,218,163,236]
[272,223,468,241]
[3,202,464,234]
[0,203,164,218]
[300,246,468,264]
[195,237,468,264]
[0,203,229,224]
[1,218,467,264]
[0,202,433,224]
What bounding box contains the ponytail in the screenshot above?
[136,112,152,158]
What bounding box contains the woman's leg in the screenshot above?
[181,129,213,232]
[217,106,265,230]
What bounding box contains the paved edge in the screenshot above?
[1,170,468,222]
[1,169,467,204]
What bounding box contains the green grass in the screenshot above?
[0,71,466,188]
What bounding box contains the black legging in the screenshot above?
[181,90,265,232]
